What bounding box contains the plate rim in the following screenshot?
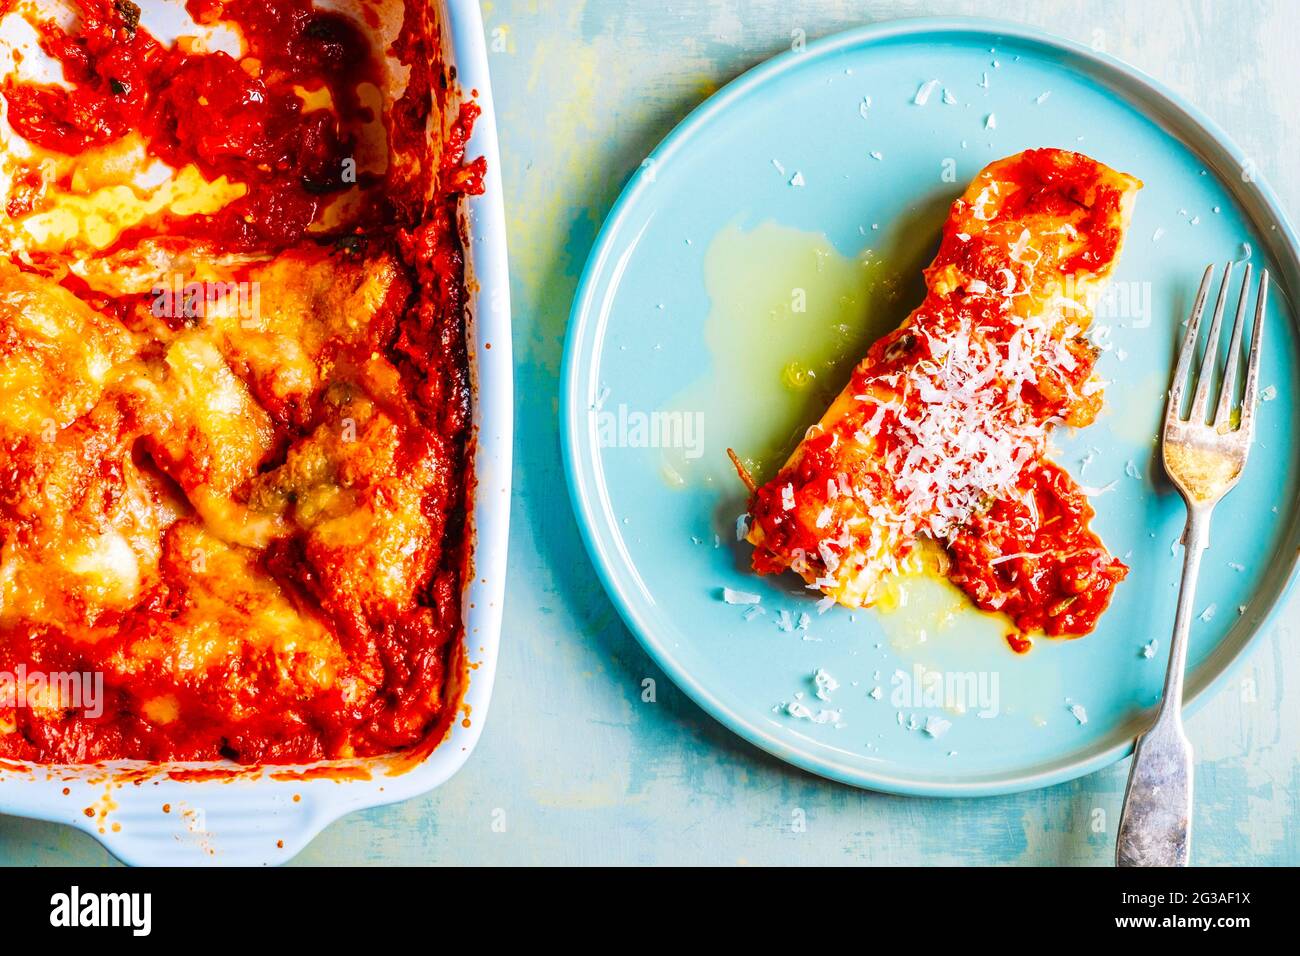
[560,15,1300,796]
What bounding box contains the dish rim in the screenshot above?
[560,15,1300,797]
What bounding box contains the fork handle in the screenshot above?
[1115,507,1208,867]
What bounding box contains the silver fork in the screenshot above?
[1115,262,1268,867]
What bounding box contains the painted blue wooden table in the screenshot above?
[2,0,1297,866]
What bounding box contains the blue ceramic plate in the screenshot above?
[561,18,1300,795]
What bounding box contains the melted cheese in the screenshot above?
[0,262,138,433]
[114,522,350,719]
[1,243,438,742]
[64,529,142,605]
[19,168,243,252]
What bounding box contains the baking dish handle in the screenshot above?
[80,783,345,867]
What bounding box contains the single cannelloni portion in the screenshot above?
[746,149,1140,637]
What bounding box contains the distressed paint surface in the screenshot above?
[1,0,1297,866]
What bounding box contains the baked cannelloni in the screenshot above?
[0,0,483,762]
[745,149,1139,637]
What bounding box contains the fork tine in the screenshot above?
[1166,265,1214,426]
[1188,263,1233,424]
[1213,263,1253,429]
[1239,269,1269,433]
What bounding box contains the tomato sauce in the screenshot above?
[946,461,1128,637]
[5,0,393,250]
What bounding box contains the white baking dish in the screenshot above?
[0,0,511,865]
